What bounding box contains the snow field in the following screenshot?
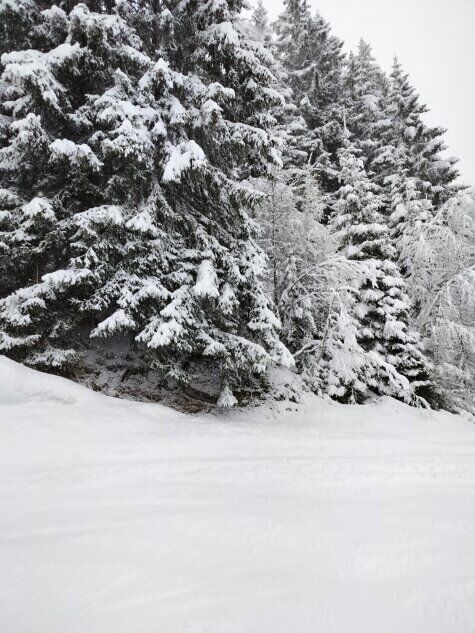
[0,357,474,632]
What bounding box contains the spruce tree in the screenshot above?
[377,59,462,313]
[314,287,371,404]
[274,2,346,193]
[385,58,460,207]
[386,172,434,276]
[0,0,39,55]
[252,0,270,42]
[0,0,292,403]
[372,58,462,297]
[330,142,430,401]
[343,40,388,174]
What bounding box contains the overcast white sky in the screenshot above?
[262,0,475,186]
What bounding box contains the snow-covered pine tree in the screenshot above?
[252,0,270,42]
[273,0,313,172]
[0,1,91,364]
[343,40,388,177]
[155,0,293,395]
[299,11,346,193]
[274,2,346,193]
[0,0,292,403]
[386,171,434,275]
[384,57,460,208]
[0,0,39,55]
[370,58,473,412]
[372,57,462,291]
[312,286,372,404]
[275,0,310,36]
[330,141,430,402]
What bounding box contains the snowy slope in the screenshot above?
[1,356,474,633]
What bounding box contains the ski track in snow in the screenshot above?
[0,357,474,633]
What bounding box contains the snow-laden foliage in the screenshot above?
[251,172,332,352]
[252,169,383,403]
[0,0,293,404]
[252,0,270,42]
[343,40,388,173]
[274,0,346,193]
[379,58,460,207]
[329,142,430,403]
[399,192,475,412]
[0,0,473,412]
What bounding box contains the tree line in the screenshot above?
[0,0,473,412]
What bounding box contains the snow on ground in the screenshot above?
[1,356,474,633]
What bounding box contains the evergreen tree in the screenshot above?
[252,0,270,42]
[274,2,346,193]
[313,287,371,404]
[384,58,459,207]
[330,142,430,401]
[0,0,292,403]
[386,171,434,273]
[0,0,38,55]
[371,57,462,292]
[343,40,388,175]
[376,60,465,395]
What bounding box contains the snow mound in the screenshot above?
[0,355,93,406]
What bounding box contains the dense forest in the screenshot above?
[0,0,474,413]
